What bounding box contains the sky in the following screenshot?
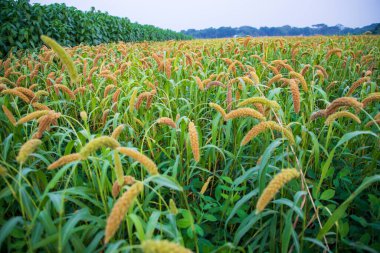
[30,0,380,32]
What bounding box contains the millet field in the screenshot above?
[0,35,379,252]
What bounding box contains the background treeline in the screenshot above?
[0,0,191,57]
[182,23,380,38]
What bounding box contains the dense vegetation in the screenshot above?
[182,23,380,39]
[0,35,379,252]
[0,0,190,57]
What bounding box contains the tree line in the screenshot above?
[182,23,380,38]
[0,0,191,57]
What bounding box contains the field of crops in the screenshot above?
[0,35,379,252]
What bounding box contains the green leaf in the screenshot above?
[177,210,194,229]
[315,131,377,198]
[281,210,293,253]
[128,214,145,241]
[62,209,91,247]
[320,189,335,200]
[335,131,377,149]
[350,215,368,227]
[0,217,23,248]
[203,214,217,222]
[234,138,283,186]
[303,237,332,253]
[194,224,204,236]
[225,189,258,227]
[273,198,304,220]
[233,210,275,245]
[317,175,380,240]
[145,175,183,191]
[1,134,13,160]
[145,211,161,239]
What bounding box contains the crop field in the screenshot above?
[0,35,379,252]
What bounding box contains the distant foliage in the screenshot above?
[182,23,380,38]
[0,0,191,56]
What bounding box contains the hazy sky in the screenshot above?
[30,0,380,31]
